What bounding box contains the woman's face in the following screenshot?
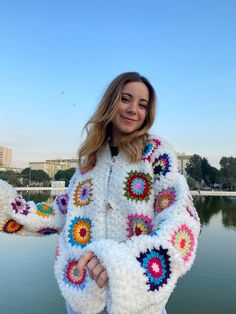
[111,81,149,145]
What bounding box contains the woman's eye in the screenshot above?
[139,103,147,108]
[121,96,130,102]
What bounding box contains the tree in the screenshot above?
[186,154,202,183]
[21,167,31,178]
[220,157,236,190]
[0,170,22,186]
[201,158,211,185]
[31,170,49,182]
[21,168,50,186]
[209,166,221,185]
[54,168,76,186]
[186,155,221,188]
[201,158,220,185]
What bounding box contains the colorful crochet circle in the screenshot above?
[73,179,93,207]
[36,203,55,218]
[124,171,152,202]
[11,196,30,215]
[38,227,58,235]
[171,224,194,263]
[142,139,161,162]
[127,214,153,237]
[68,217,91,247]
[56,193,69,215]
[63,259,86,289]
[3,219,23,234]
[153,153,171,180]
[137,246,171,291]
[155,188,176,213]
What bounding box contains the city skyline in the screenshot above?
[0,1,235,169]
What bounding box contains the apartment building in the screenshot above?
[29,158,77,178]
[0,147,12,167]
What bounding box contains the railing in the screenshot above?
[16,187,66,191]
[191,190,236,196]
[15,187,236,196]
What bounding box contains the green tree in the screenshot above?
[186,154,202,183]
[21,167,31,186]
[31,170,49,182]
[21,167,31,178]
[209,166,221,184]
[201,158,211,185]
[0,170,22,186]
[201,158,220,185]
[186,155,221,187]
[54,168,76,186]
[21,168,50,186]
[220,157,236,190]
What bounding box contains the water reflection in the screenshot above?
[194,196,236,230]
[221,200,236,230]
[19,191,53,204]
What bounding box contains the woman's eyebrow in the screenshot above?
[122,92,148,103]
[122,92,132,97]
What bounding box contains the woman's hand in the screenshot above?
[78,251,108,288]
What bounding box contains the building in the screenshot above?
[0,166,22,173]
[29,158,77,178]
[0,147,12,167]
[46,158,77,178]
[177,152,192,176]
[29,153,192,178]
[29,161,47,172]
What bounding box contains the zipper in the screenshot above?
[104,155,117,304]
[105,156,117,238]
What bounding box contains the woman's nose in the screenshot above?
[126,102,137,115]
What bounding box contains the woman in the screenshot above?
[0,72,200,314]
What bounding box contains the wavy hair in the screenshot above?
[78,72,156,172]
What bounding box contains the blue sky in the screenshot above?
[0,0,235,169]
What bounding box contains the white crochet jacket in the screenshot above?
[0,135,200,314]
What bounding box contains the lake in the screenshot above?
[0,193,236,314]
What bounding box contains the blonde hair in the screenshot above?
[78,72,156,172]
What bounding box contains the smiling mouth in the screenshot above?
[121,115,137,123]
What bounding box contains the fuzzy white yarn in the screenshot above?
[0,136,201,314]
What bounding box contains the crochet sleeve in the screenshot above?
[86,139,201,313]
[0,170,78,236]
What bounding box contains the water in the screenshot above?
[1,193,236,314]
[167,196,236,314]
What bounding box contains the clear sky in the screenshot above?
[0,0,235,169]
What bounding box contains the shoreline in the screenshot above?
[191,190,236,196]
[15,187,236,197]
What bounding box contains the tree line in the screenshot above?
[0,167,76,187]
[186,155,236,190]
